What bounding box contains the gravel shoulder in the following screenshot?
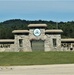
[0,64,74,75]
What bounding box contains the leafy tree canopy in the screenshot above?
[0,19,74,39]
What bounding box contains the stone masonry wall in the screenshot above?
[29,29,46,40]
[14,34,31,52]
[45,34,61,51]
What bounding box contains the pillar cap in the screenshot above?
[28,24,47,28]
[0,39,14,42]
[45,30,63,34]
[61,38,74,43]
[12,30,29,34]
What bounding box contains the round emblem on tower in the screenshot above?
[33,29,41,36]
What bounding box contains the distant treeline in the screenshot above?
[0,19,74,39]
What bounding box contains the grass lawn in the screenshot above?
[0,51,74,66]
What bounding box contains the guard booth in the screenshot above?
[12,30,32,52]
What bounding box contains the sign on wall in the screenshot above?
[33,29,41,36]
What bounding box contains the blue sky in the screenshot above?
[0,0,74,22]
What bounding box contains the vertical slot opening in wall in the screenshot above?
[53,39,57,47]
[19,39,23,47]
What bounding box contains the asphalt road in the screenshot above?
[0,64,74,75]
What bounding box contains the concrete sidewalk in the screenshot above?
[0,64,74,75]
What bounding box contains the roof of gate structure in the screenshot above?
[0,39,14,42]
[28,24,47,28]
[12,30,29,34]
[45,30,63,33]
[61,39,74,43]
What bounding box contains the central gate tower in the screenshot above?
[28,24,47,51]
